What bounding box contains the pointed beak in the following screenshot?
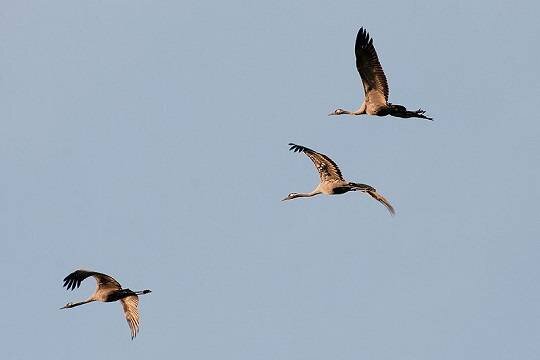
[281,197,289,201]
[60,305,68,310]
[328,112,335,116]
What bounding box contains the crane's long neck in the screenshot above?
[330,103,366,116]
[291,189,322,199]
[352,102,367,115]
[61,298,95,309]
[337,108,365,116]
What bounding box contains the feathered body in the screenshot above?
[61,269,151,339]
[330,28,432,121]
[283,143,395,216]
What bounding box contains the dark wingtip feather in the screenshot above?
[62,273,82,291]
[62,278,72,290]
[356,27,372,49]
[387,203,396,216]
[288,143,303,152]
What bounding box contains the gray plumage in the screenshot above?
[283,143,395,216]
[329,27,432,121]
[61,269,151,339]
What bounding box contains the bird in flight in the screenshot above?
[60,269,152,339]
[329,27,432,121]
[283,143,395,215]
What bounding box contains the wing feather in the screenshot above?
[120,295,141,339]
[62,269,122,293]
[355,28,389,102]
[366,189,396,216]
[288,143,344,182]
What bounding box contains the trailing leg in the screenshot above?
[388,103,433,120]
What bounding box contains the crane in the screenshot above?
[283,143,395,215]
[329,27,432,121]
[60,269,151,339]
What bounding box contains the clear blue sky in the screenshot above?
[2,1,539,359]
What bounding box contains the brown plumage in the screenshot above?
[61,269,151,339]
[283,143,395,215]
[330,27,432,121]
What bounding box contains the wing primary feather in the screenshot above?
[355,27,389,102]
[287,143,344,182]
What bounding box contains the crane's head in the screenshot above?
[328,108,348,116]
[282,193,298,201]
[60,302,74,309]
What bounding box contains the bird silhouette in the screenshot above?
[330,27,432,121]
[60,269,151,339]
[283,143,395,215]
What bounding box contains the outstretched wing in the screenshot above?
[355,27,389,103]
[120,295,141,339]
[288,143,344,182]
[366,189,395,216]
[349,182,395,216]
[63,269,122,293]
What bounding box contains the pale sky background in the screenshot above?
[2,0,539,359]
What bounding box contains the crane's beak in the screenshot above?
[328,112,335,116]
[60,302,73,309]
[281,197,289,201]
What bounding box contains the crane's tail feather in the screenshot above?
[388,103,433,121]
[349,183,395,216]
